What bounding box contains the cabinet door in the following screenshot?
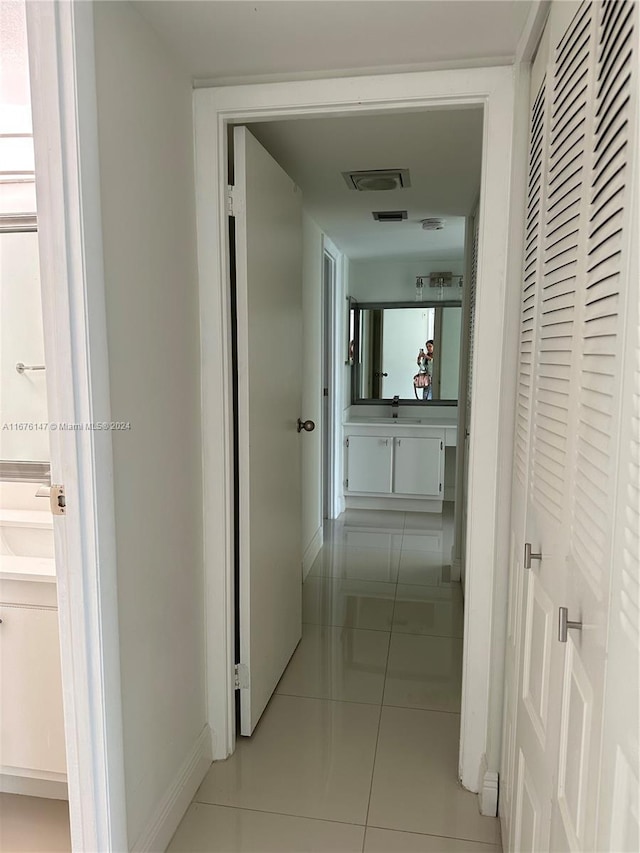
[394,437,442,496]
[346,435,393,493]
[0,605,66,774]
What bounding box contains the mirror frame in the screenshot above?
[350,299,462,406]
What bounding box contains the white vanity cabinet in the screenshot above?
[393,436,442,496]
[0,575,67,798]
[345,435,393,493]
[344,420,451,511]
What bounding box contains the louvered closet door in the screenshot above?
[500,31,549,850]
[505,2,639,851]
[550,1,638,848]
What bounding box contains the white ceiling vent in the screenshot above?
[372,211,408,222]
[342,169,411,191]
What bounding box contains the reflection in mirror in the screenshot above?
[353,303,462,403]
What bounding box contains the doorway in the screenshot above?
[195,66,521,807]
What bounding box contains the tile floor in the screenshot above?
[170,506,502,853]
[1,507,500,853]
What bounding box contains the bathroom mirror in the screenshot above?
[351,301,463,404]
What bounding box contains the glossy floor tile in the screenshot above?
[0,793,71,852]
[342,509,406,529]
[276,624,390,704]
[384,633,463,711]
[322,523,404,552]
[174,506,502,852]
[302,576,395,631]
[308,545,400,582]
[397,550,455,586]
[368,707,500,844]
[392,584,464,638]
[168,803,365,852]
[196,694,380,825]
[364,827,501,852]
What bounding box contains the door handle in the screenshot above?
[524,542,542,569]
[297,419,315,433]
[558,607,582,643]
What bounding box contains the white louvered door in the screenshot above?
[500,32,549,850]
[505,2,639,851]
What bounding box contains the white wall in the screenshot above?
[301,213,323,572]
[349,258,464,302]
[0,231,49,461]
[93,2,205,845]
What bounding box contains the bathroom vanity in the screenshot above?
[0,502,67,799]
[343,414,457,512]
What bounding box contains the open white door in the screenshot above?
[233,126,303,735]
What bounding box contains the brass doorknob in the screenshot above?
[297,419,315,433]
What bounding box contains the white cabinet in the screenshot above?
[394,437,442,496]
[345,435,393,493]
[345,424,445,506]
[0,604,66,775]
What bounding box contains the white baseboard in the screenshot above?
[131,724,213,853]
[345,496,443,512]
[302,525,323,579]
[479,758,499,817]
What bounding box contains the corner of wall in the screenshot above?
[131,724,212,853]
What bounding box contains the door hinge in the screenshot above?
[323,388,329,397]
[50,484,66,516]
[439,482,442,493]
[234,663,249,690]
[440,441,443,451]
[345,478,349,489]
[227,185,235,216]
[345,437,349,447]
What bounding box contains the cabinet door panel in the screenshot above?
[347,436,393,493]
[0,605,66,774]
[394,437,442,496]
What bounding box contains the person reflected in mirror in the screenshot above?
[416,339,434,400]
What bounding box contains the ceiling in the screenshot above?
[131,0,523,260]
[247,108,483,260]
[133,1,532,84]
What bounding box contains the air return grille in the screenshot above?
[342,169,411,191]
[372,211,408,222]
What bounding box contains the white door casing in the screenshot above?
[194,67,518,798]
[24,2,128,848]
[233,126,303,736]
[504,2,639,850]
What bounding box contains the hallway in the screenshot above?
[169,507,501,852]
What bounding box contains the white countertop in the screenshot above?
[0,555,56,583]
[344,415,458,428]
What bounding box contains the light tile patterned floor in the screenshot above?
[3,507,501,852]
[172,506,502,852]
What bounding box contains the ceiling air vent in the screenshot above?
[342,169,411,191]
[372,211,408,222]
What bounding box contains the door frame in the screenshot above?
[194,65,520,797]
[25,2,127,850]
[322,235,343,520]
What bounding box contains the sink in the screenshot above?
[0,511,54,559]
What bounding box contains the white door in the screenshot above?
[233,126,303,735]
[505,2,639,850]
